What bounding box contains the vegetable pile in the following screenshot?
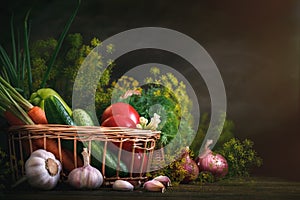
[0,39,263,191]
[0,0,263,192]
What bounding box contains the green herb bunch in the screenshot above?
[197,171,215,184]
[216,138,263,178]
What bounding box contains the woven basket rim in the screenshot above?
[8,124,161,139]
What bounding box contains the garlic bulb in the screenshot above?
[68,148,103,189]
[112,180,134,191]
[25,149,62,190]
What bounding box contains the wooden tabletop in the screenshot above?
[1,177,300,200]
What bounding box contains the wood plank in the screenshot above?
[2,177,300,200]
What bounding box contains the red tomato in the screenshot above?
[101,114,136,128]
[101,102,140,124]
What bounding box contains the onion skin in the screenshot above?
[195,152,228,178]
[180,147,199,183]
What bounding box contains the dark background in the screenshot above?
[0,0,299,181]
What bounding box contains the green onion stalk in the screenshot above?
[0,76,33,111]
[0,82,34,125]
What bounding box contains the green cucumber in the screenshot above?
[89,141,128,177]
[73,109,94,126]
[44,95,76,125]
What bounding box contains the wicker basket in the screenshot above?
[8,124,160,186]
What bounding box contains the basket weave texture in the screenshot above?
[8,124,160,186]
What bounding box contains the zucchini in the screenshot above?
[89,141,128,177]
[73,108,94,126]
[44,95,76,125]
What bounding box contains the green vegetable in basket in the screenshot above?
[88,141,128,177]
[44,95,75,125]
[73,108,94,126]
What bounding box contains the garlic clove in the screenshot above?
[153,175,172,187]
[127,180,142,189]
[143,180,166,193]
[112,180,134,191]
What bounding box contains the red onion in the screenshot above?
[195,139,228,178]
[180,146,199,183]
